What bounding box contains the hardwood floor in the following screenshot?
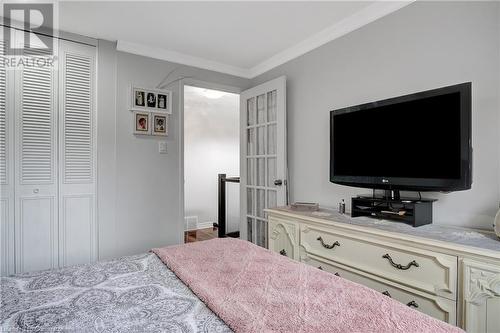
[184,227,218,243]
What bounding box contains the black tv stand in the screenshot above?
[383,189,401,201]
[351,195,436,227]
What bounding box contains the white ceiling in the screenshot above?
[59,1,412,78]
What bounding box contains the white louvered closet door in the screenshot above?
[10,35,97,274]
[58,40,97,267]
[14,46,58,273]
[0,35,15,276]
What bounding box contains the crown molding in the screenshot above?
[117,1,414,80]
[116,40,253,78]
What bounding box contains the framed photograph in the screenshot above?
[133,111,150,135]
[146,92,156,108]
[152,113,168,136]
[134,89,145,107]
[157,94,167,110]
[130,86,172,114]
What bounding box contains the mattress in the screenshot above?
[1,253,232,332]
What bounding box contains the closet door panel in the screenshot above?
[0,36,15,276]
[19,197,57,272]
[14,46,58,273]
[0,40,7,185]
[20,66,55,183]
[58,40,97,267]
[61,195,93,266]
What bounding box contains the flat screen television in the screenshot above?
[330,82,472,193]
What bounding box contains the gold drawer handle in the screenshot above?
[316,236,340,249]
[382,253,419,270]
[407,300,419,308]
[382,290,392,298]
[279,249,287,257]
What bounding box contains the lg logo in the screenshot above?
[3,3,54,56]
[382,179,389,183]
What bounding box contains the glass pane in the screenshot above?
[267,90,277,122]
[247,128,255,156]
[247,158,255,185]
[268,190,277,209]
[257,126,265,155]
[257,94,266,124]
[256,189,265,218]
[247,188,254,215]
[256,220,267,247]
[256,220,262,246]
[267,124,276,155]
[247,97,255,126]
[267,157,276,187]
[226,182,240,234]
[247,218,253,242]
[263,220,268,248]
[256,158,265,186]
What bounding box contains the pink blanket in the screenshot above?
[153,238,463,333]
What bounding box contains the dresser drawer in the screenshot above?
[301,254,457,325]
[300,225,457,300]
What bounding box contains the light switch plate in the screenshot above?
[158,141,167,154]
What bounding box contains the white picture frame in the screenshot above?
[130,85,172,114]
[133,111,151,135]
[151,112,168,136]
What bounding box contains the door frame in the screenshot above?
[178,79,242,244]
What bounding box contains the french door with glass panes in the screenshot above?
[240,76,287,247]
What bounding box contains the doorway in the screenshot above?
[182,83,240,243]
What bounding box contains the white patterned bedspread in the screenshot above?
[1,253,232,332]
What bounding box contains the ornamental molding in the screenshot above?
[465,261,500,306]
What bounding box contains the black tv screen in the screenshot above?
[330,83,472,192]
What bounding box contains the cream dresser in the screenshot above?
[267,207,500,333]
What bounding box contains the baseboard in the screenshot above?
[185,215,198,230]
[196,221,214,230]
[185,221,215,232]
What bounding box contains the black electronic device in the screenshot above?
[351,196,435,227]
[330,82,472,196]
[330,83,472,226]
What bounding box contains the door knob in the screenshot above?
[33,188,39,194]
[274,179,283,186]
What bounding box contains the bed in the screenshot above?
[1,238,462,333]
[1,253,230,332]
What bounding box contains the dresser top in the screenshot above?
[268,207,500,255]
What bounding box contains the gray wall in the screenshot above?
[97,40,118,260]
[252,1,500,229]
[498,2,500,208]
[97,47,250,259]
